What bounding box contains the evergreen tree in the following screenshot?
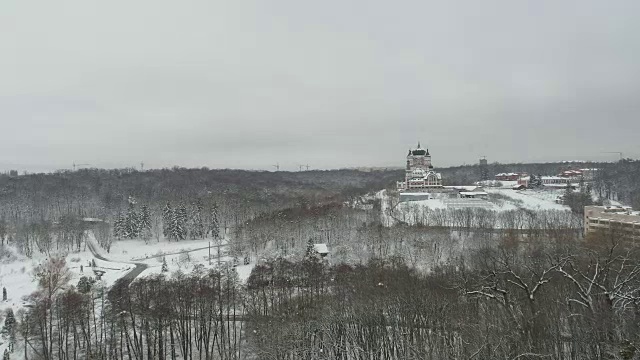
[177,204,188,239]
[161,257,168,272]
[77,276,94,294]
[2,308,16,353]
[139,205,152,240]
[208,203,220,240]
[170,204,187,241]
[124,201,140,239]
[528,174,543,189]
[113,214,126,239]
[3,348,9,360]
[2,308,15,335]
[304,239,317,261]
[2,287,6,301]
[162,202,173,239]
[189,200,205,239]
[564,183,573,204]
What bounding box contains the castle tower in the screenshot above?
[398,142,443,191]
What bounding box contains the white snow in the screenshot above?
[485,188,568,211]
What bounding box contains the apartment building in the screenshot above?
[584,205,640,239]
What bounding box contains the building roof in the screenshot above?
[409,142,430,156]
[460,191,488,196]
[313,243,329,254]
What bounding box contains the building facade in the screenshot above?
[397,143,443,191]
[584,205,640,239]
[517,176,572,188]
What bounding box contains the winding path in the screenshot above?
[85,236,148,286]
[129,242,227,261]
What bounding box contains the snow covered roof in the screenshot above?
[460,191,488,196]
[313,243,329,254]
[444,186,481,191]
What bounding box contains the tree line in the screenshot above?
[245,232,640,359]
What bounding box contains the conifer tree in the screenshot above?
[161,257,168,272]
[178,204,188,239]
[208,203,220,240]
[2,287,6,301]
[2,308,16,353]
[124,201,140,239]
[113,214,125,239]
[304,239,317,261]
[162,202,173,239]
[139,205,152,239]
[77,276,94,294]
[2,308,15,335]
[169,204,187,241]
[189,200,205,239]
[3,348,9,360]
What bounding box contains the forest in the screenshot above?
[1,160,640,359]
[2,231,638,359]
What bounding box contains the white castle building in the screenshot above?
[397,143,443,191]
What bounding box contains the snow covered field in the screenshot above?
[485,188,567,211]
[0,232,257,350]
[384,187,571,227]
[99,235,255,280]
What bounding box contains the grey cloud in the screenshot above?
[1,0,639,172]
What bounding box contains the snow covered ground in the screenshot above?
[384,186,570,227]
[485,188,567,211]
[0,240,133,357]
[101,236,255,280]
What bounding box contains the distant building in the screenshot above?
[517,176,572,188]
[313,243,329,258]
[459,191,488,199]
[584,205,640,239]
[495,173,522,181]
[558,168,599,181]
[479,157,488,181]
[397,143,443,191]
[399,193,434,201]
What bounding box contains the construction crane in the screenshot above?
[602,152,623,161]
[73,162,91,171]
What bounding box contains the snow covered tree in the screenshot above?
[161,257,168,272]
[162,202,173,238]
[3,349,9,360]
[169,204,188,241]
[139,205,152,240]
[2,308,15,335]
[188,200,206,239]
[564,183,573,203]
[528,174,543,189]
[208,203,220,240]
[124,202,140,239]
[303,239,318,261]
[113,214,126,240]
[1,308,16,354]
[2,287,6,301]
[77,276,94,294]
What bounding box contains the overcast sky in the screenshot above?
[1,1,639,172]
